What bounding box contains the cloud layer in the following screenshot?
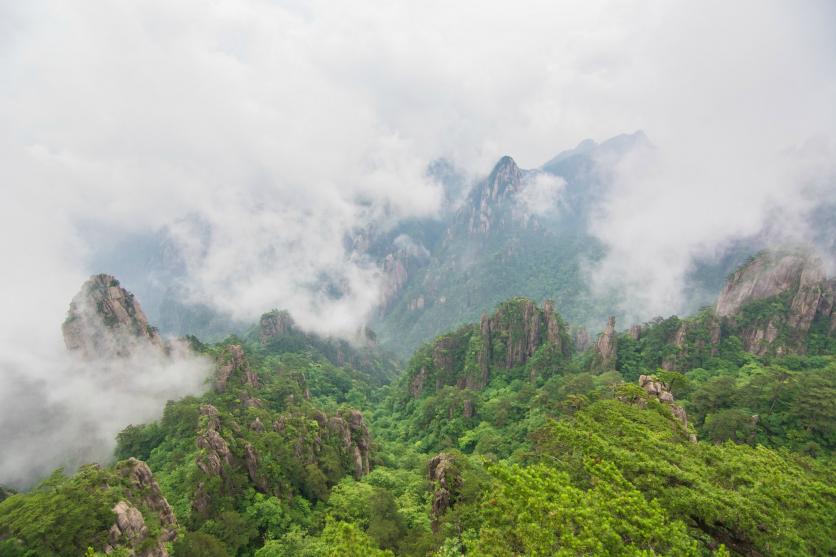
[1,1,835,483]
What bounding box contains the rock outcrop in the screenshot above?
[428,453,463,532]
[327,409,371,479]
[215,344,259,392]
[639,375,695,442]
[259,310,295,344]
[106,458,178,557]
[407,298,571,398]
[714,251,835,355]
[62,274,163,358]
[465,156,523,235]
[596,316,617,370]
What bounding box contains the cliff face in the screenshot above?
[595,316,617,370]
[715,252,834,355]
[406,298,572,400]
[191,374,373,519]
[214,344,259,392]
[107,458,178,557]
[464,156,524,235]
[62,274,163,358]
[623,251,835,371]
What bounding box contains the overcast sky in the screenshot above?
[2,0,835,338]
[1,2,835,483]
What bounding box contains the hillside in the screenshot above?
[1,253,834,556]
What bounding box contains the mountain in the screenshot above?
[62,274,165,358]
[84,133,750,359]
[2,254,834,556]
[370,132,752,357]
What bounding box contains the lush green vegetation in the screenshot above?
[1,288,834,556]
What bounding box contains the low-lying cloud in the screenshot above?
[1,1,835,484]
[0,342,211,489]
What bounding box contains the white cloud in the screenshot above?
[1,0,835,481]
[517,173,567,218]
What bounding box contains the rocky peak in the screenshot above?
[106,458,178,557]
[596,316,617,370]
[465,155,523,234]
[408,298,571,399]
[214,344,259,392]
[428,453,463,532]
[638,375,695,442]
[714,251,834,355]
[259,310,295,344]
[62,274,163,358]
[715,252,821,317]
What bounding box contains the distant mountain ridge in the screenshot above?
[85,132,749,357]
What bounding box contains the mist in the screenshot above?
[2,1,836,485]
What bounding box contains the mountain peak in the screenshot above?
[62,273,163,358]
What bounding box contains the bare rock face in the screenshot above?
[639,375,695,442]
[596,316,617,370]
[465,156,523,235]
[716,253,811,317]
[714,252,835,355]
[193,404,234,517]
[62,274,163,358]
[106,458,178,557]
[322,409,371,479]
[215,344,259,392]
[259,310,295,344]
[408,298,570,398]
[629,324,642,341]
[428,453,463,532]
[487,298,570,371]
[379,253,409,314]
[195,405,232,477]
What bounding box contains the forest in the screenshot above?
[1,259,834,556]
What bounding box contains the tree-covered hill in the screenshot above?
[1,255,834,556]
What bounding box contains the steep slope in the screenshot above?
[0,458,178,557]
[62,274,164,358]
[615,250,836,378]
[372,132,751,357]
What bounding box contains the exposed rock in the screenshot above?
[714,252,835,355]
[106,458,178,556]
[465,156,523,234]
[629,324,642,341]
[196,405,232,477]
[488,298,569,370]
[428,453,463,532]
[250,417,265,432]
[408,298,570,399]
[596,316,617,370]
[259,310,295,344]
[716,253,811,317]
[327,409,371,479]
[62,274,163,358]
[639,375,694,441]
[661,322,688,370]
[108,501,152,554]
[379,253,409,314]
[215,344,259,392]
[117,458,177,541]
[573,326,591,352]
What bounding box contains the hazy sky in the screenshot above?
[1,1,835,483]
